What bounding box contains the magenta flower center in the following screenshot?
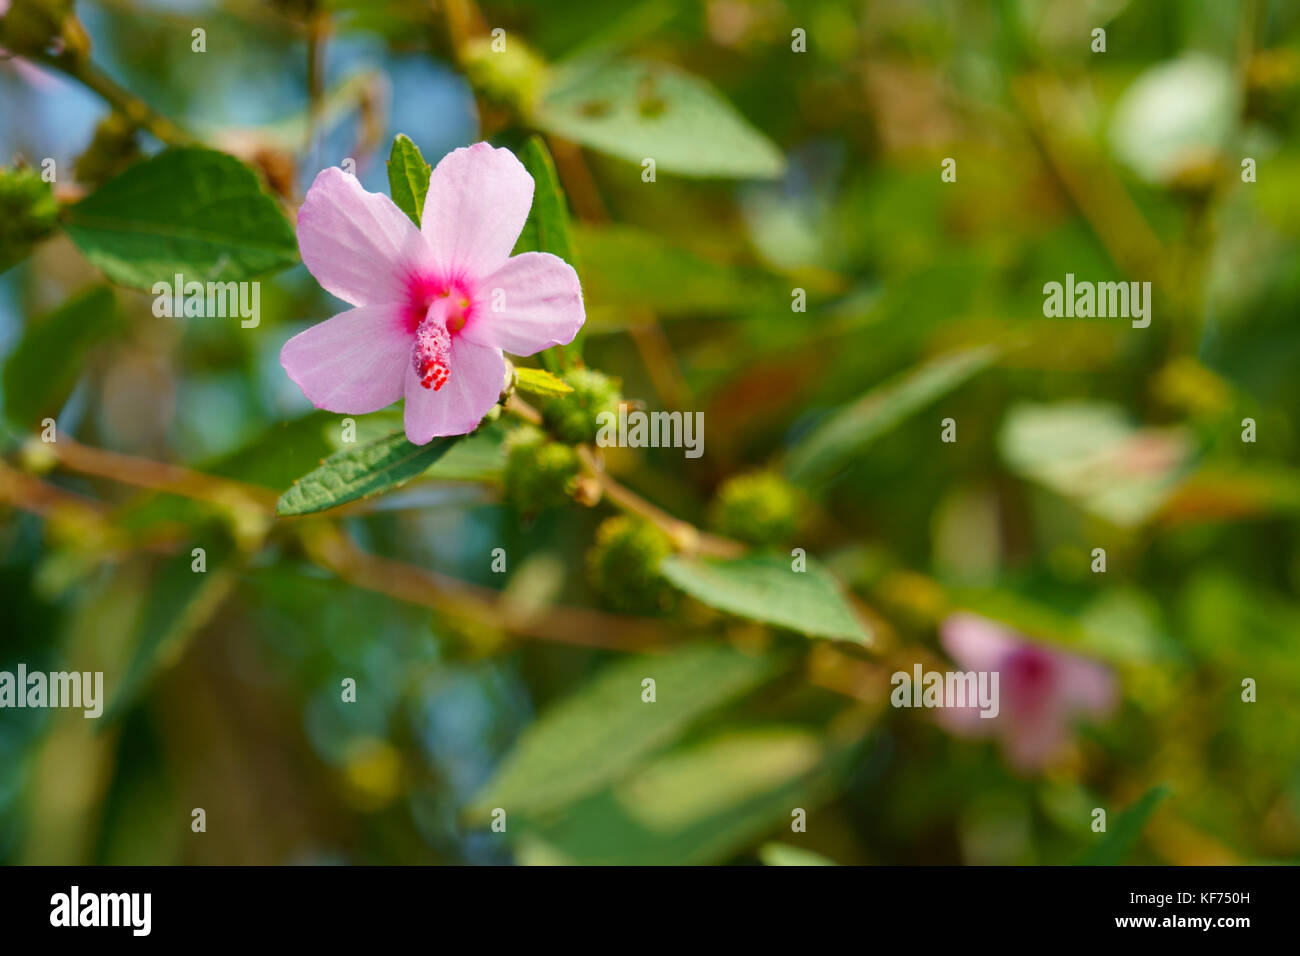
[1001,646,1056,717]
[405,275,476,391]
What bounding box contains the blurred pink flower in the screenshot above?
[281,143,585,444]
[938,613,1116,770]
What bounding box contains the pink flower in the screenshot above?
[281,143,585,443]
[937,613,1116,771]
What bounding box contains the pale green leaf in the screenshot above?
[661,554,871,644]
[534,59,784,179]
[469,643,784,819]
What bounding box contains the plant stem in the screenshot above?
[31,49,191,146]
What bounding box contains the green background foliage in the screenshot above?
[1,0,1298,866]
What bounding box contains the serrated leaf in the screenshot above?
[277,430,460,516]
[513,728,851,865]
[2,286,116,428]
[534,58,784,179]
[513,367,572,397]
[661,554,871,644]
[786,346,998,487]
[386,134,431,226]
[62,147,298,290]
[469,644,783,820]
[1079,785,1170,865]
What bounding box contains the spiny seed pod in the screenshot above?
[709,470,802,548]
[542,367,622,445]
[503,424,579,515]
[587,515,674,613]
[0,167,58,273]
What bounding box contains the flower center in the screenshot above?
[406,277,475,391]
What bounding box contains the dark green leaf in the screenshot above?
[62,147,298,290]
[386,134,431,226]
[1079,785,1170,865]
[2,286,117,428]
[103,533,237,723]
[786,346,998,487]
[276,430,460,516]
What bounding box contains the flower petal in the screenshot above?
[280,304,410,413]
[297,166,433,307]
[462,252,585,355]
[940,613,1021,672]
[421,143,533,277]
[1056,653,1117,717]
[402,339,506,443]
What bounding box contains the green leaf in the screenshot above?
[386,134,431,226]
[512,728,851,865]
[534,58,785,179]
[661,554,871,644]
[998,401,1193,527]
[62,147,298,290]
[103,534,238,723]
[786,346,998,487]
[1079,785,1170,865]
[575,223,793,322]
[513,367,573,398]
[276,430,460,516]
[513,135,581,371]
[513,135,577,264]
[468,643,783,820]
[2,286,116,428]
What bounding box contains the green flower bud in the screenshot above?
[587,515,674,613]
[542,367,622,445]
[0,166,58,274]
[709,470,802,548]
[503,424,579,515]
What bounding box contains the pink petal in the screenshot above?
[421,143,533,277]
[279,304,410,413]
[1056,653,1118,717]
[940,613,1021,672]
[462,252,585,356]
[402,339,506,443]
[297,167,434,307]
